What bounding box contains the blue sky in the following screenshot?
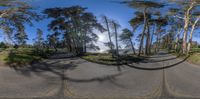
[28,0,134,43]
[0,0,200,51]
[21,0,136,51]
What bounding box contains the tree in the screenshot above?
[0,42,7,48]
[168,0,200,54]
[0,0,41,46]
[44,6,104,55]
[167,14,183,52]
[81,12,105,53]
[122,0,164,56]
[34,28,44,48]
[111,20,120,57]
[14,28,28,46]
[47,32,60,52]
[187,13,200,54]
[101,15,114,57]
[120,28,136,54]
[152,16,168,53]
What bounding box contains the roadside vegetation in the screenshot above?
[169,48,200,65]
[0,0,199,66]
[82,53,143,65]
[0,47,54,66]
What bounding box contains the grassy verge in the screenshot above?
[187,53,200,65]
[168,49,200,65]
[0,48,53,66]
[81,53,143,65]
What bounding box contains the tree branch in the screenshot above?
[173,15,184,20]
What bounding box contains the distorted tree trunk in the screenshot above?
[113,22,119,57]
[187,16,200,54]
[145,21,151,55]
[83,30,87,53]
[155,34,159,53]
[175,28,182,52]
[104,16,114,57]
[130,38,136,54]
[182,2,194,54]
[150,25,155,54]
[138,8,147,56]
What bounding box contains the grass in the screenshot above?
[0,48,45,66]
[168,48,200,65]
[187,53,200,65]
[81,53,143,65]
[191,48,200,53]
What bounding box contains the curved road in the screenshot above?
[0,51,200,99]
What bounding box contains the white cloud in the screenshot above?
[95,32,109,52]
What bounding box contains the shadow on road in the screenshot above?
[8,57,124,84]
[126,56,190,71]
[141,55,180,63]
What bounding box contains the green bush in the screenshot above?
[82,53,143,65]
[0,42,8,48]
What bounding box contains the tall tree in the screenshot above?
[167,14,183,52]
[169,0,200,54]
[111,20,120,57]
[34,28,44,48]
[14,27,28,46]
[122,0,164,56]
[0,0,41,46]
[187,13,200,54]
[47,32,60,52]
[120,28,136,54]
[152,16,168,53]
[102,15,114,57]
[44,6,104,55]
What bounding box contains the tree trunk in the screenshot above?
[130,38,136,55]
[113,22,119,57]
[182,2,194,54]
[175,28,182,52]
[145,21,151,55]
[150,25,155,54]
[138,8,147,56]
[182,18,189,54]
[104,16,114,57]
[155,35,159,53]
[187,16,200,54]
[84,31,87,53]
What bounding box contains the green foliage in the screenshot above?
[0,42,8,48]
[82,53,143,65]
[34,28,44,50]
[120,28,133,43]
[188,53,200,65]
[122,0,165,9]
[0,48,53,65]
[0,0,41,46]
[0,48,39,65]
[14,31,28,46]
[33,48,54,58]
[191,48,200,53]
[44,6,104,54]
[13,44,19,49]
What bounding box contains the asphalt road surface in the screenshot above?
[0,51,200,99]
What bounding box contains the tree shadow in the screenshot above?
[7,58,79,79]
[48,53,77,59]
[64,73,121,83]
[142,54,172,58]
[141,55,180,63]
[7,55,124,84]
[125,56,190,71]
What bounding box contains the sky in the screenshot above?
[16,0,135,52]
[0,0,200,52]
